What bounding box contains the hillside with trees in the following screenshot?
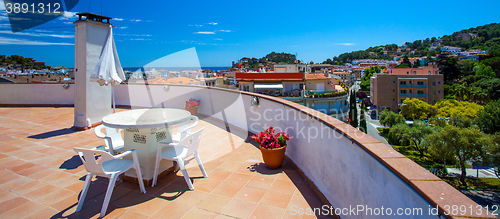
[238,52,298,68]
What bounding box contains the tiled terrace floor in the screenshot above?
[0,107,328,219]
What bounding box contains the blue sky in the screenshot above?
[0,0,500,67]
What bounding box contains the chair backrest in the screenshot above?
[73,147,115,176]
[94,125,123,153]
[178,128,204,156]
[178,116,199,140]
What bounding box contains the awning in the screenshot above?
[254,83,283,89]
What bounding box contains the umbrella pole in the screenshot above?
[112,86,116,113]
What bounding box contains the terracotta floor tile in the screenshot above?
[196,194,231,213]
[246,175,276,190]
[172,189,209,206]
[214,214,235,219]
[277,169,304,183]
[270,179,298,194]
[224,172,253,186]
[283,210,320,219]
[16,165,48,176]
[220,198,258,218]
[117,210,149,219]
[0,175,34,190]
[211,182,244,198]
[288,195,322,210]
[152,202,193,219]
[207,169,232,181]
[192,177,222,193]
[249,204,287,219]
[24,207,60,219]
[0,172,22,184]
[8,162,37,173]
[0,199,46,219]
[36,188,75,206]
[0,191,18,203]
[182,207,218,219]
[0,196,31,214]
[234,185,267,203]
[260,190,293,209]
[23,184,59,200]
[129,197,170,216]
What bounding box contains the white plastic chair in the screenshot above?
[171,115,199,143]
[152,128,207,190]
[73,147,146,217]
[94,125,124,155]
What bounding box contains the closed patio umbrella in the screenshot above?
[90,25,125,113]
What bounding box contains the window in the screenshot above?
[438,81,440,84]
[393,90,395,92]
[413,71,416,75]
[393,99,395,101]
[409,90,412,93]
[400,81,407,85]
[433,91,436,95]
[435,71,438,75]
[438,91,441,93]
[409,81,412,84]
[434,100,436,104]
[393,81,395,84]
[417,81,424,85]
[433,82,436,86]
[400,90,407,94]
[407,72,409,74]
[418,90,424,94]
[428,71,431,75]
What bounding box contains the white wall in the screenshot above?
[0,84,74,105]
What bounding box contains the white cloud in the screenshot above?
[117,26,128,29]
[59,12,78,20]
[219,30,232,32]
[0,30,74,38]
[63,22,73,24]
[146,20,153,22]
[130,19,142,22]
[208,22,218,25]
[189,24,204,27]
[335,43,356,46]
[194,31,215,34]
[0,36,73,45]
[114,18,124,21]
[214,38,223,41]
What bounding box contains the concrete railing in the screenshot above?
[0,83,492,218]
[0,83,74,106]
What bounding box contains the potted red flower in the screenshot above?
[252,126,289,169]
[185,98,200,116]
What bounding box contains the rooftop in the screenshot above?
[0,106,326,219]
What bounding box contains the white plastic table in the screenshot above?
[102,108,191,183]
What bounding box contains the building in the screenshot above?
[236,72,303,97]
[455,33,477,41]
[332,71,356,87]
[370,65,444,113]
[441,46,462,54]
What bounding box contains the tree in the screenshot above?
[405,120,435,156]
[476,100,500,134]
[433,99,484,119]
[426,125,489,186]
[359,102,367,133]
[388,123,411,146]
[401,98,433,120]
[349,90,358,128]
[486,133,500,178]
[379,109,405,128]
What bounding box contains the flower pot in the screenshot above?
[185,106,198,116]
[260,145,286,169]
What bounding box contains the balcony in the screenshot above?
[413,85,427,89]
[398,84,412,88]
[399,93,412,97]
[0,83,493,218]
[304,90,348,99]
[414,93,427,97]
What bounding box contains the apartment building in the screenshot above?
[370,65,444,113]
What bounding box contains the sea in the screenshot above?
[122,67,231,72]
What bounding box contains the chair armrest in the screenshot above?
[94,125,106,138]
[158,142,178,147]
[94,146,106,151]
[113,150,133,159]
